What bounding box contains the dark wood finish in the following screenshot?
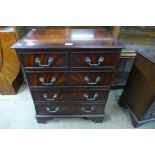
[20,53,67,68]
[31,88,109,102]
[35,104,105,115]
[36,114,105,123]
[0,27,23,94]
[12,28,124,123]
[119,48,155,127]
[26,71,113,87]
[12,28,123,49]
[71,52,120,68]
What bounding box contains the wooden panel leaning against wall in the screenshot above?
[0,27,23,95]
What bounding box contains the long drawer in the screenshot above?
[26,71,113,87]
[35,104,105,115]
[31,89,109,103]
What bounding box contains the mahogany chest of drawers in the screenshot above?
[119,49,155,127]
[12,28,124,123]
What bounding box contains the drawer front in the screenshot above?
[36,104,105,115]
[26,71,113,87]
[31,89,109,102]
[20,53,67,68]
[71,52,120,68]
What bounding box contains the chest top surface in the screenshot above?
[12,28,124,49]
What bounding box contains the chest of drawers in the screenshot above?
[12,28,124,123]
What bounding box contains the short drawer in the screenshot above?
[71,52,120,68]
[35,104,105,115]
[26,71,113,87]
[31,89,109,103]
[19,53,67,68]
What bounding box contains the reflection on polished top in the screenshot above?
[12,28,124,49]
[137,48,155,64]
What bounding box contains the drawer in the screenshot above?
[26,71,113,87]
[31,89,109,103]
[35,104,105,115]
[19,53,67,68]
[71,52,120,68]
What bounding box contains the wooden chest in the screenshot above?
[119,48,155,127]
[12,28,124,123]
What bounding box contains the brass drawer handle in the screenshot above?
[83,93,98,101]
[82,106,94,113]
[39,77,56,86]
[35,57,53,67]
[84,76,101,85]
[46,107,59,113]
[43,93,57,101]
[84,57,104,66]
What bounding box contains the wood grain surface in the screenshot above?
[0,27,23,94]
